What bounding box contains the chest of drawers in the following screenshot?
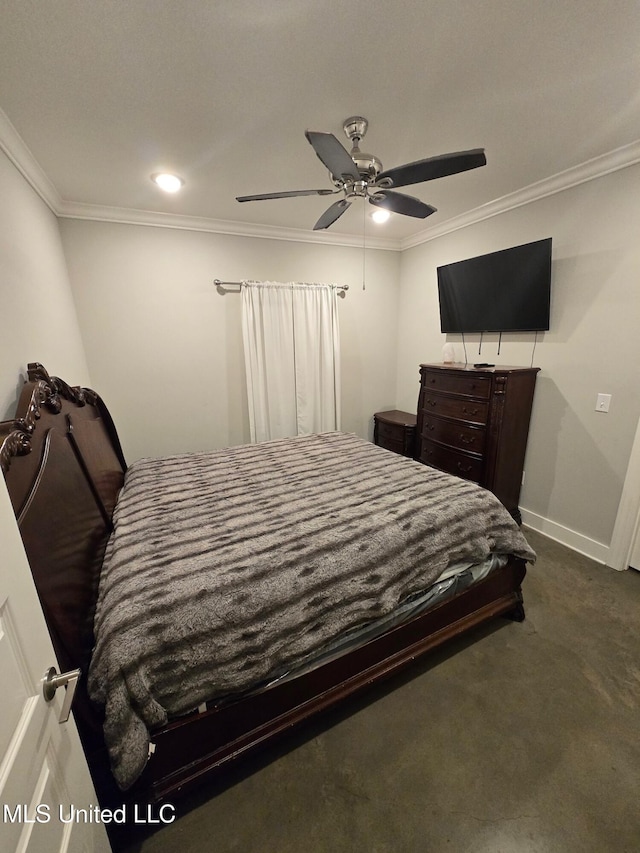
[416,363,539,522]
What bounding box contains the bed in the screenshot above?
[0,363,535,813]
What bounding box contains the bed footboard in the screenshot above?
[126,556,526,805]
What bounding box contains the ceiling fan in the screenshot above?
[236,116,486,231]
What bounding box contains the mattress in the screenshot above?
[256,551,508,690]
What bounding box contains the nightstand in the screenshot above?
[373,410,417,458]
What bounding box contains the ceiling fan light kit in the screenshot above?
[371,208,390,224]
[236,116,486,231]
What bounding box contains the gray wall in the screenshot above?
[0,152,90,418]
[59,219,401,462]
[395,163,640,556]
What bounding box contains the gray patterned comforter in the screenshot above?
[88,432,535,789]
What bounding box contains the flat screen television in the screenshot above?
[437,237,552,333]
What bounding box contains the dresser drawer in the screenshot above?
[422,416,486,455]
[420,440,483,483]
[377,435,406,455]
[421,370,491,399]
[420,394,489,426]
[377,420,403,444]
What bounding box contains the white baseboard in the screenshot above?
[520,507,610,565]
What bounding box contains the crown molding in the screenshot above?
[55,200,402,251]
[402,138,640,250]
[0,107,62,212]
[0,106,400,250]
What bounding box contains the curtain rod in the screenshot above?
[214,279,349,293]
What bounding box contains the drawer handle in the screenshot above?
[457,462,473,474]
[459,434,474,445]
[462,406,478,416]
[427,399,437,407]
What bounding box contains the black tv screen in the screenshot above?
[437,238,552,333]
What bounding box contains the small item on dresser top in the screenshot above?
[442,343,456,363]
[473,362,494,368]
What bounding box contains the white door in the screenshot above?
[0,479,111,853]
[609,413,640,571]
[630,521,640,571]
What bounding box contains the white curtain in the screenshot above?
[241,281,341,443]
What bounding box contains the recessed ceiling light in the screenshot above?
[370,208,390,224]
[151,173,185,193]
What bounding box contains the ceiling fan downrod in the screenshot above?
[342,116,383,182]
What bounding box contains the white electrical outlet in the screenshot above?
[596,393,612,413]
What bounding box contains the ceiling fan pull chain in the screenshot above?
[362,199,366,291]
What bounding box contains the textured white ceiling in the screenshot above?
[1,0,639,241]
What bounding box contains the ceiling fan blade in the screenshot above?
[305,131,361,182]
[377,149,486,188]
[236,188,335,202]
[370,190,437,219]
[313,198,351,231]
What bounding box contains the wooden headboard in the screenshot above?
[0,363,127,683]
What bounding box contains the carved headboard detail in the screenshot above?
[1,363,90,473]
[1,363,126,514]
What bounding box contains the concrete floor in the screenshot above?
[121,529,640,853]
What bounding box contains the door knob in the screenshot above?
[43,667,81,724]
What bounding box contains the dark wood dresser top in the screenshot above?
[420,362,540,375]
[374,409,417,427]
